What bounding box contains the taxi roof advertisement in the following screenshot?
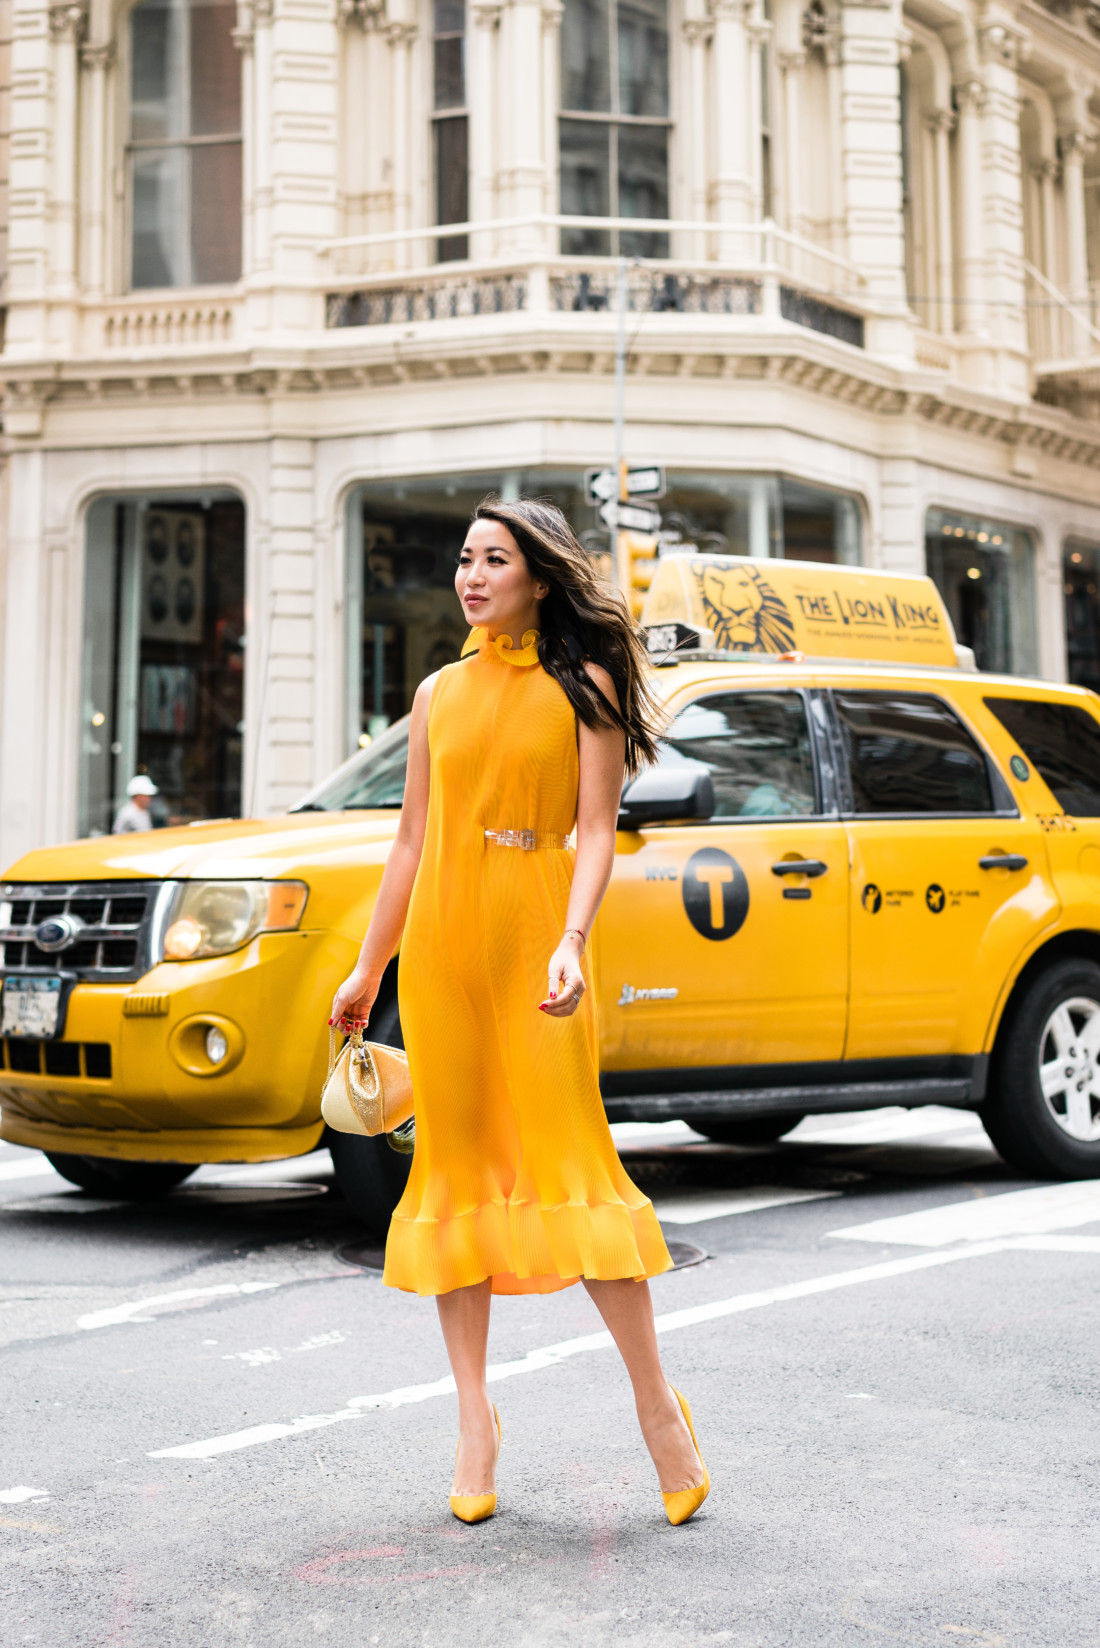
[640,555,960,669]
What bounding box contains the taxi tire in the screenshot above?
[326,989,413,1239]
[981,957,1100,1180]
[692,1113,805,1145]
[43,1153,198,1197]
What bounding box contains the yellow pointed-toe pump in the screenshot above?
[450,1403,501,1524]
[662,1386,710,1527]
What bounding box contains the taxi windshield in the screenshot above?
[292,718,410,811]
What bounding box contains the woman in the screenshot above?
[330,498,709,1527]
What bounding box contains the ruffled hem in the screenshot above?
[382,1194,673,1297]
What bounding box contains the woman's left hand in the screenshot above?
[539,935,586,1016]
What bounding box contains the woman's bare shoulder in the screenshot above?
[582,659,619,711]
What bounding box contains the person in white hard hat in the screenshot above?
[112,774,159,834]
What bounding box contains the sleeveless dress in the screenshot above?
[383,626,673,1297]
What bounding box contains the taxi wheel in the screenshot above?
[692,1113,805,1145]
[981,958,1100,1179]
[327,989,413,1239]
[44,1154,198,1197]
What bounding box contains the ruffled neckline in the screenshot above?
[462,627,541,667]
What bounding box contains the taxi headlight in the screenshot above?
[162,881,308,961]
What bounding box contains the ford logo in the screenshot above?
[34,916,82,953]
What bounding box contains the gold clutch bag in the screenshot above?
[320,1026,414,1137]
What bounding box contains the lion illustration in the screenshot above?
[696,563,797,654]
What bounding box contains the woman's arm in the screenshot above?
[540,662,626,1018]
[329,671,436,1029]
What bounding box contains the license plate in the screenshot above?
[0,976,63,1039]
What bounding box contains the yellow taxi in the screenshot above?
[4,556,1100,1234]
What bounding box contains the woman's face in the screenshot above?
[456,519,549,636]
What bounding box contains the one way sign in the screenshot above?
[585,466,666,505]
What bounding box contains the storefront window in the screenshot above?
[346,470,861,755]
[79,495,245,835]
[346,473,587,752]
[661,474,861,564]
[925,509,1037,676]
[1063,541,1100,692]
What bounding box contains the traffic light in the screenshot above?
[616,531,659,620]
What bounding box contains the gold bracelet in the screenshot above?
[563,927,587,951]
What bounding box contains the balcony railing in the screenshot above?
[82,291,243,355]
[320,214,876,351]
[1024,261,1100,371]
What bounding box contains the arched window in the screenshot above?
[129,0,242,289]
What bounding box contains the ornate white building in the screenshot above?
[3,0,1100,858]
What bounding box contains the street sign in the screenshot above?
[585,466,666,505]
[599,498,662,534]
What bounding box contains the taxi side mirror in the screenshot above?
[617,768,715,829]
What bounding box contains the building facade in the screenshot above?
[4,0,1100,860]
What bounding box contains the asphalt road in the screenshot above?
[2,1108,1099,1648]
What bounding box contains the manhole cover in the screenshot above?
[666,1241,709,1270]
[338,1241,387,1270]
[337,1239,709,1273]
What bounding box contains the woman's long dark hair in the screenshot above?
[472,496,662,776]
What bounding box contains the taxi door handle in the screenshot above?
[979,854,1028,872]
[771,859,828,878]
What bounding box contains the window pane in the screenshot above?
[435,116,469,260]
[560,119,611,254]
[1063,543,1100,693]
[132,146,188,288]
[618,0,668,117]
[561,0,611,113]
[434,36,465,109]
[984,697,1100,817]
[618,122,668,257]
[190,0,241,136]
[131,0,183,140]
[190,141,242,283]
[925,510,1036,675]
[434,0,465,31]
[835,691,993,815]
[661,692,817,818]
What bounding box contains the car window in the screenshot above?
[834,691,993,815]
[292,720,409,811]
[659,691,818,818]
[984,696,1100,816]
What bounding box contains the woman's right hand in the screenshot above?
[329,969,379,1031]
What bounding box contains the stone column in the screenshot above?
[709,0,753,256]
[683,17,713,259]
[386,22,417,266]
[953,78,986,338]
[777,49,806,240]
[496,0,546,253]
[469,4,502,259]
[79,39,113,300]
[1059,129,1090,311]
[47,2,86,304]
[925,107,954,334]
[975,23,1029,391]
[747,5,770,222]
[541,0,562,220]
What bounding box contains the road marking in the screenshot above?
[652,1185,840,1224]
[0,1486,50,1503]
[828,1180,1100,1247]
[148,1235,1099,1461]
[78,1281,282,1331]
[0,1156,62,1184]
[791,1108,987,1147]
[223,1331,346,1366]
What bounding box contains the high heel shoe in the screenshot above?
[449,1403,501,1524]
[662,1386,710,1527]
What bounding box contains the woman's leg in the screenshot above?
[583,1278,704,1493]
[436,1278,498,1493]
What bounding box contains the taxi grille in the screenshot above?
[2,1039,112,1078]
[0,883,159,982]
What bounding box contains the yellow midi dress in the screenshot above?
[383,626,673,1297]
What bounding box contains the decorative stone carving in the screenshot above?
[1031,156,1060,183]
[924,107,956,136]
[683,17,715,46]
[776,48,806,70]
[48,2,88,43]
[79,41,114,70]
[978,21,1029,67]
[539,2,561,33]
[802,0,839,62]
[954,79,988,116]
[338,0,387,29]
